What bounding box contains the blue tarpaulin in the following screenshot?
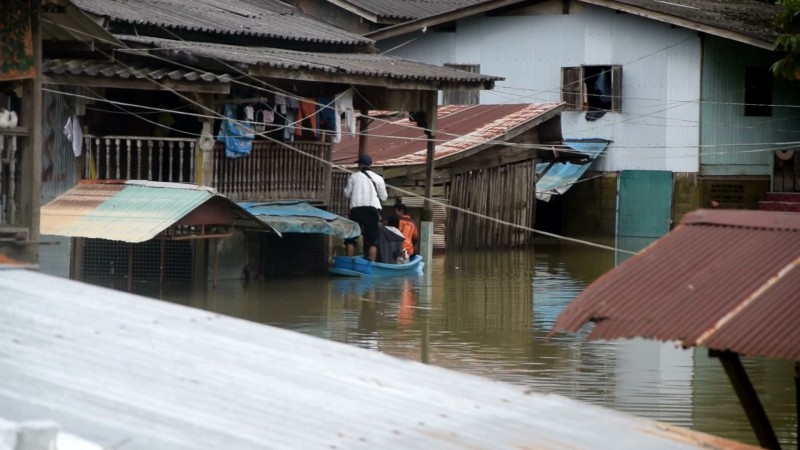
[240,201,361,240]
[535,139,610,202]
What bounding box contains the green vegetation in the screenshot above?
[772,0,800,80]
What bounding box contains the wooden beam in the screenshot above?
[709,350,780,449]
[42,75,231,94]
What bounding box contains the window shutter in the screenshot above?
[561,66,583,110]
[611,65,622,112]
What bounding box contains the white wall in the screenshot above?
[382,3,702,172]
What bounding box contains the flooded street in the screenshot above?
[145,239,796,447]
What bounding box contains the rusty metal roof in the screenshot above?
[118,35,501,88]
[72,0,370,45]
[43,59,231,83]
[332,103,563,168]
[550,209,800,361]
[367,0,781,49]
[40,180,268,243]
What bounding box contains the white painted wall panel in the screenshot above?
[381,4,703,173]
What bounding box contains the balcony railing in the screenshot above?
[80,136,333,204]
[212,140,331,203]
[82,135,196,183]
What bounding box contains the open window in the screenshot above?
[561,65,622,114]
[744,67,772,117]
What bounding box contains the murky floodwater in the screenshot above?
[135,239,795,447]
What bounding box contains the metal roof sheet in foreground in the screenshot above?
[551,209,800,361]
[0,269,754,450]
[40,180,264,243]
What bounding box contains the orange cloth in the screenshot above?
[397,214,418,256]
[295,99,317,138]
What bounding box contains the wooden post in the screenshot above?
[17,3,42,265]
[710,350,780,449]
[127,243,133,293]
[212,238,219,290]
[420,91,437,266]
[795,362,799,450]
[159,238,165,298]
[358,105,370,159]
[69,237,84,281]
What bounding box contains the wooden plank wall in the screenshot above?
[447,161,536,250]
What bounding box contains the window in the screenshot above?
[443,64,480,105]
[561,65,622,113]
[744,67,772,117]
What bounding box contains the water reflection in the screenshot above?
[103,239,797,447]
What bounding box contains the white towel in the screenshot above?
[63,115,83,157]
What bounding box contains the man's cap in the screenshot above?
[355,154,372,166]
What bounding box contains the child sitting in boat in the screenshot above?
[378,217,409,264]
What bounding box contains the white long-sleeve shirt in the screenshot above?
[344,170,388,210]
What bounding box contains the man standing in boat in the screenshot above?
[344,154,388,262]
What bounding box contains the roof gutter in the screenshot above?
[364,0,529,41]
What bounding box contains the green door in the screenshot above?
[616,170,673,256]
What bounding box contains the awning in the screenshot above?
[535,139,610,201]
[240,201,361,240]
[41,180,272,243]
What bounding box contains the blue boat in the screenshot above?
[329,255,424,277]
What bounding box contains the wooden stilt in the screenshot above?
[127,244,133,293]
[795,362,799,450]
[710,350,780,449]
[159,238,165,298]
[212,238,219,290]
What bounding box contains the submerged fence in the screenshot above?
[447,161,536,250]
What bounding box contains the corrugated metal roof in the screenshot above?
[333,104,562,168]
[333,0,491,21]
[536,139,610,201]
[580,0,781,48]
[72,0,370,45]
[119,35,502,86]
[0,269,757,449]
[367,0,780,49]
[550,209,800,361]
[41,3,121,46]
[240,201,361,240]
[40,180,262,243]
[43,59,232,83]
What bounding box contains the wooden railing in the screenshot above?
[82,136,196,183]
[79,136,333,204]
[212,141,332,203]
[0,130,23,225]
